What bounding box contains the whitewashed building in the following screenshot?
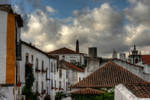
[48,41,86,86]
[20,41,58,100]
[0,5,23,100]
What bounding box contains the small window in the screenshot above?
[135,58,138,63]
[55,80,56,88]
[79,77,81,81]
[41,81,44,92]
[31,55,34,64]
[36,81,38,92]
[59,81,61,89]
[36,58,39,68]
[59,69,62,78]
[51,62,53,72]
[42,60,44,70]
[25,53,29,64]
[51,80,53,89]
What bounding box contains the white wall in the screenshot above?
[52,54,85,65]
[20,43,54,98]
[0,11,7,84]
[0,87,14,100]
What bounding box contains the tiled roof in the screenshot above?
[71,61,145,88]
[70,88,104,95]
[64,61,84,72]
[125,83,150,98]
[48,47,80,54]
[141,55,150,66]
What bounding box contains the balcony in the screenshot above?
[35,67,41,72]
[41,68,47,73]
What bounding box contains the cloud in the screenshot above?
[125,0,150,48]
[46,6,56,13]
[19,0,150,57]
[22,3,129,57]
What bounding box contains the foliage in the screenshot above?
[22,64,38,100]
[55,91,66,100]
[71,88,114,100]
[44,95,51,100]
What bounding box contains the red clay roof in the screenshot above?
[141,55,150,66]
[71,61,145,88]
[70,88,104,95]
[48,47,80,54]
[125,83,150,98]
[64,61,84,72]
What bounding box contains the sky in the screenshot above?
[1,0,150,57]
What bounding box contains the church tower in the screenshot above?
[76,40,79,53]
[128,45,141,64]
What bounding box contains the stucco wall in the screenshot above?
[0,11,7,84]
[0,87,14,100]
[20,44,52,96]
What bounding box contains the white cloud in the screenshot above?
[125,0,150,48]
[21,1,150,57]
[46,6,56,13]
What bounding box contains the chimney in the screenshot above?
[76,40,79,53]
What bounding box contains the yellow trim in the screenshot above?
[6,13,15,84]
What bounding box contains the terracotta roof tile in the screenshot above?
[71,61,145,88]
[125,83,150,98]
[141,55,150,66]
[48,47,80,54]
[70,88,104,95]
[64,61,84,72]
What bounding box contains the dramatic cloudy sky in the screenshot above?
[1,0,150,57]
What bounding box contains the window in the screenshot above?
[59,81,61,89]
[55,80,56,88]
[36,81,38,92]
[31,55,34,64]
[25,53,29,64]
[66,70,69,78]
[51,62,53,72]
[79,77,81,81]
[51,80,53,89]
[59,69,62,78]
[70,60,76,64]
[42,60,44,71]
[41,81,44,92]
[36,58,39,68]
[135,58,138,63]
[54,63,56,72]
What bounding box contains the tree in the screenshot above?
[22,63,37,100]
